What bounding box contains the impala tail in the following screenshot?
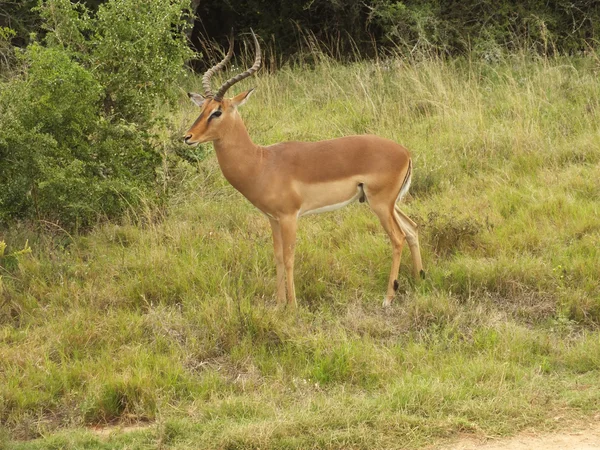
[397,158,413,203]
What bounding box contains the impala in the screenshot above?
[184,31,424,308]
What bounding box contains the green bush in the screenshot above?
[39,0,193,122]
[91,0,193,122]
[0,44,158,227]
[0,0,193,230]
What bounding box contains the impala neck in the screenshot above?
[212,113,263,191]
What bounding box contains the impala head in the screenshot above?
[184,30,261,146]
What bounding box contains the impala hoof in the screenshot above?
[382,297,392,308]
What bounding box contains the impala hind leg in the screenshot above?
[279,215,298,308]
[371,204,406,307]
[394,206,425,280]
[269,218,287,305]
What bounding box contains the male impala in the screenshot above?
[184,31,424,308]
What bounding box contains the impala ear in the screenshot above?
[231,88,255,108]
[188,92,206,107]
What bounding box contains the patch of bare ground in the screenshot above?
[437,419,600,450]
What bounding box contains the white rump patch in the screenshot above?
[396,163,412,203]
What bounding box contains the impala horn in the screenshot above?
[202,30,234,98]
[213,29,261,102]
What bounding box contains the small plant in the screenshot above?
[0,240,31,269]
[0,240,31,294]
[426,211,483,257]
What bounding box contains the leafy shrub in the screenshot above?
[0,0,193,230]
[0,44,100,224]
[90,0,193,122]
[0,44,158,228]
[38,0,193,122]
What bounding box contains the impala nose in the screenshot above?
[184,134,192,144]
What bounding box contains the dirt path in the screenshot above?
[439,421,600,450]
[88,420,600,449]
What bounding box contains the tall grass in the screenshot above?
[1,49,600,448]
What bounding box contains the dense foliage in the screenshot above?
[164,0,600,59]
[3,0,598,62]
[368,0,599,55]
[0,0,193,230]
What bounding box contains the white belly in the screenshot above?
[298,181,364,217]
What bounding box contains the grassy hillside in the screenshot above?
[1,51,600,448]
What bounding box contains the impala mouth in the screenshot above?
[184,135,199,146]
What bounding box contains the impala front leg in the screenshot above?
[279,215,298,308]
[269,218,286,305]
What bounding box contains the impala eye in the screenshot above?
[210,110,222,119]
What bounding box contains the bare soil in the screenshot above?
[439,421,600,450]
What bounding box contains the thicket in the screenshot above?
[0,0,192,230]
[179,0,600,62]
[3,1,599,61]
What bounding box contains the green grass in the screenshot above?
[1,51,600,448]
